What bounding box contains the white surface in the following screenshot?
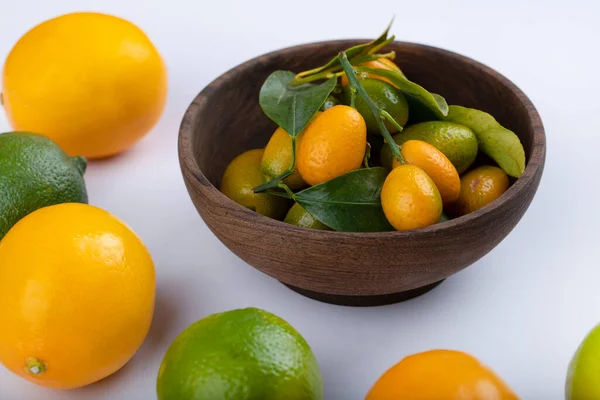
[0,0,598,399]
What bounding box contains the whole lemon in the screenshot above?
[1,12,168,159]
[0,203,156,389]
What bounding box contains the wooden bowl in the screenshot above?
[179,40,546,306]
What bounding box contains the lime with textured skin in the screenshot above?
[381,121,478,174]
[284,203,330,230]
[343,79,408,135]
[566,323,600,399]
[156,308,323,400]
[0,132,87,240]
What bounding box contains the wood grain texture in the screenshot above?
[178,40,546,305]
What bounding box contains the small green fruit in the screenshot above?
[381,121,478,174]
[343,79,408,135]
[0,132,88,240]
[566,323,600,399]
[284,203,330,230]
[157,308,323,400]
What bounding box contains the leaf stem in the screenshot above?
[350,87,357,108]
[380,110,403,133]
[291,71,343,87]
[253,170,293,193]
[277,182,296,198]
[363,142,371,168]
[338,52,403,163]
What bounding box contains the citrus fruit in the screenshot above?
[262,126,306,189]
[0,132,88,240]
[566,322,600,399]
[381,164,442,231]
[366,350,518,399]
[340,58,404,87]
[381,121,478,174]
[156,308,323,400]
[0,203,155,389]
[221,149,289,219]
[396,140,461,206]
[343,79,409,134]
[284,203,330,230]
[450,165,509,217]
[2,12,168,159]
[261,112,321,190]
[297,105,367,186]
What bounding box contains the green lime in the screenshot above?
[381,121,478,174]
[566,323,600,399]
[221,149,289,219]
[0,132,88,240]
[284,203,330,230]
[156,308,323,400]
[343,79,409,135]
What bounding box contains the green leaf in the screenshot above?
[295,168,394,232]
[444,105,526,177]
[294,19,395,80]
[259,71,336,137]
[358,67,449,118]
[446,105,499,132]
[404,94,441,124]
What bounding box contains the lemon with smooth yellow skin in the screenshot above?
[0,203,155,389]
[221,149,289,219]
[2,12,167,158]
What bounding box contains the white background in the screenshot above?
[0,0,598,399]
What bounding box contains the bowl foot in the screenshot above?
[282,280,444,307]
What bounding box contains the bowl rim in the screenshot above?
[179,39,546,238]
